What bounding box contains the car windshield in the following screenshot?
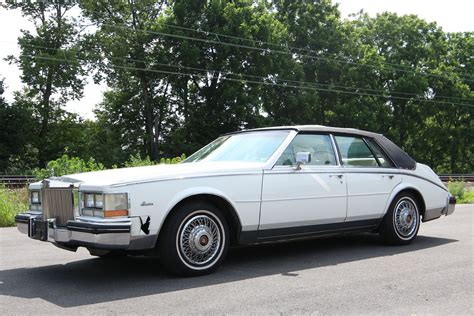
[185,131,290,163]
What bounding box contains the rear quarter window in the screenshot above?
[335,136,379,167]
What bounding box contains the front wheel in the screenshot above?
[380,193,421,245]
[159,201,229,276]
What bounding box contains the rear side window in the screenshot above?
[365,138,395,168]
[335,136,378,167]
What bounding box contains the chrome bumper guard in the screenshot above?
[15,212,134,250]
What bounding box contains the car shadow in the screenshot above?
[0,234,457,307]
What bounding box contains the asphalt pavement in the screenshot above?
[1,204,473,314]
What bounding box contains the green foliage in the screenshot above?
[0,186,28,227]
[0,79,36,174]
[31,152,186,180]
[448,181,474,204]
[125,153,185,167]
[459,191,474,204]
[32,154,105,180]
[124,153,155,168]
[448,181,465,199]
[3,1,86,168]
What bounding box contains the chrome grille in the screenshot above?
[41,187,74,226]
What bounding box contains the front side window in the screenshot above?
[275,134,337,166]
[185,131,289,163]
[335,136,378,167]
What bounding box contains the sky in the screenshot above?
[0,0,473,120]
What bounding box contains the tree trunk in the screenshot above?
[139,74,156,160]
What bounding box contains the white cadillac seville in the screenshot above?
[16,125,456,275]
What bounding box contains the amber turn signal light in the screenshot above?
[104,210,129,217]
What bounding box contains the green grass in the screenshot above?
[448,181,474,204]
[0,186,28,227]
[457,190,474,204]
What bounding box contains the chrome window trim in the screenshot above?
[329,134,342,166]
[265,166,348,174]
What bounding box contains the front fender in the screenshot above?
[158,186,241,233]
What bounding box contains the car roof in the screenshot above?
[226,125,417,170]
[230,125,381,138]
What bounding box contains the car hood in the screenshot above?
[52,161,264,187]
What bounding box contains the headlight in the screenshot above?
[95,194,103,208]
[104,193,128,217]
[31,191,40,204]
[84,193,96,208]
[81,192,128,218]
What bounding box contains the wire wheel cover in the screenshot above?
[394,198,418,238]
[178,213,222,266]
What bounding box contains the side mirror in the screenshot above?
[295,152,311,170]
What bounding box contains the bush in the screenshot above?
[126,153,187,167]
[460,191,474,204]
[448,181,474,204]
[448,181,465,200]
[160,153,187,164]
[32,153,187,180]
[33,154,105,180]
[0,186,28,227]
[124,153,155,167]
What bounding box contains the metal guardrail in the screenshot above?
[438,174,474,182]
[0,174,472,189]
[0,175,37,189]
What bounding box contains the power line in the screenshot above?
[158,21,474,80]
[96,22,474,84]
[19,53,474,108]
[121,56,472,103]
[83,7,474,81]
[6,40,472,103]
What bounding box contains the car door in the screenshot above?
[259,133,347,237]
[333,135,401,221]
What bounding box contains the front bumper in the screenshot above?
[15,212,152,250]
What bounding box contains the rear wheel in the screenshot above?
[159,201,229,276]
[380,193,420,245]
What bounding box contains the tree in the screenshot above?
[4,1,86,167]
[339,12,472,173]
[162,0,295,153]
[1,2,472,174]
[80,0,172,161]
[271,0,344,126]
[0,78,35,173]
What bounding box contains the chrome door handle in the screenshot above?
[330,174,343,179]
[383,175,394,179]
